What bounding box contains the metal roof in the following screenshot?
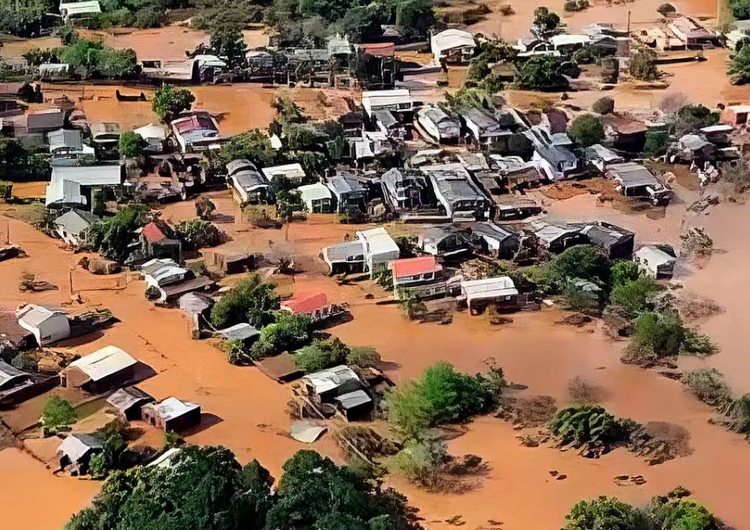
[421,163,488,205]
[635,245,676,267]
[356,227,400,257]
[471,222,517,242]
[16,304,67,328]
[298,183,333,203]
[579,222,633,248]
[334,389,372,410]
[226,159,257,176]
[233,170,269,192]
[57,433,103,464]
[0,360,29,390]
[390,256,441,278]
[585,143,623,163]
[145,397,200,421]
[106,386,154,414]
[431,29,476,56]
[530,221,581,244]
[141,258,178,276]
[323,240,366,263]
[66,345,137,382]
[261,163,306,181]
[47,129,82,152]
[59,0,101,16]
[606,163,659,188]
[461,277,518,300]
[281,292,329,314]
[462,107,503,134]
[215,323,260,341]
[362,89,412,115]
[54,209,100,235]
[303,365,360,395]
[178,292,214,314]
[327,175,366,197]
[50,165,122,186]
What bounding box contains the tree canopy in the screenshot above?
[629,48,659,81]
[119,131,147,159]
[532,6,563,39]
[568,114,605,147]
[210,273,280,329]
[152,85,196,123]
[515,55,569,91]
[210,25,248,68]
[550,245,612,289]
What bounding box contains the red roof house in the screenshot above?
[390,256,442,281]
[282,293,329,315]
[141,222,168,243]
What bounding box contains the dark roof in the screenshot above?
[255,353,304,383]
[471,222,518,242]
[106,386,154,414]
[25,109,65,132]
[579,221,634,249]
[161,276,215,299]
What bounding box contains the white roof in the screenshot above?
[50,165,122,187]
[261,163,306,181]
[431,29,476,55]
[149,397,199,421]
[635,246,676,266]
[59,0,101,16]
[356,227,400,256]
[141,258,178,275]
[298,182,333,202]
[66,346,137,382]
[46,179,83,206]
[149,265,189,284]
[134,123,167,140]
[192,55,226,68]
[57,433,102,464]
[550,34,591,47]
[700,124,733,134]
[461,277,518,300]
[725,104,750,113]
[303,365,360,394]
[16,304,67,327]
[362,89,412,115]
[147,447,182,468]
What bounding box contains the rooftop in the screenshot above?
[146,397,200,421]
[303,365,360,394]
[607,162,659,188]
[282,292,329,314]
[636,245,677,266]
[16,304,67,328]
[461,276,518,299]
[334,389,372,410]
[0,360,29,390]
[106,386,154,414]
[390,256,442,278]
[356,227,400,256]
[215,323,260,341]
[66,345,137,382]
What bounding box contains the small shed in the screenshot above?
[431,29,476,64]
[334,389,373,421]
[461,277,519,314]
[302,365,361,402]
[215,323,260,344]
[141,397,201,432]
[62,345,139,393]
[530,221,586,253]
[57,433,103,472]
[321,240,366,274]
[16,304,71,347]
[298,183,334,213]
[356,227,400,272]
[634,246,676,279]
[106,386,155,420]
[580,222,635,259]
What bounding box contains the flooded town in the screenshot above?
[1,0,750,528]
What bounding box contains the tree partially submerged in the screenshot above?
[515,55,570,91]
[568,114,605,147]
[42,396,76,436]
[210,273,280,329]
[152,85,196,123]
[628,48,659,81]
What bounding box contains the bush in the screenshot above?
[347,346,381,368]
[565,496,645,530]
[174,219,225,250]
[674,104,719,135]
[729,0,750,19]
[610,261,641,288]
[42,396,77,435]
[563,284,602,315]
[385,362,505,439]
[643,129,670,156]
[657,3,676,16]
[682,368,732,407]
[118,131,147,159]
[533,6,563,39]
[134,7,168,29]
[551,246,612,288]
[551,405,637,447]
[86,204,146,262]
[564,0,589,11]
[152,85,195,123]
[627,310,685,359]
[629,48,659,81]
[516,55,569,91]
[387,439,445,488]
[609,276,660,318]
[210,274,280,329]
[725,394,750,435]
[249,313,313,359]
[568,114,605,147]
[592,96,615,115]
[293,337,350,372]
[226,339,252,365]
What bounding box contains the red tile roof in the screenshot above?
[141,222,167,243]
[390,256,441,278]
[282,292,329,314]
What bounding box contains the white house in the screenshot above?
[59,0,101,22]
[54,209,100,247]
[355,227,400,272]
[431,29,476,64]
[634,246,676,279]
[261,163,306,183]
[461,277,519,313]
[133,123,168,153]
[16,304,71,346]
[145,264,191,288]
[45,164,122,206]
[298,183,333,213]
[362,89,414,117]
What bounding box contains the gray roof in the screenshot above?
[16,304,67,328]
[607,163,659,188]
[419,225,467,244]
[291,48,330,62]
[54,209,100,235]
[372,110,399,129]
[422,163,488,204]
[215,323,260,341]
[530,221,582,244]
[58,433,103,464]
[535,142,577,167]
[0,360,29,390]
[585,143,622,163]
[25,109,65,132]
[334,389,372,410]
[303,365,360,395]
[144,397,200,421]
[178,292,214,314]
[327,175,366,197]
[471,222,518,242]
[66,346,137,382]
[323,240,365,262]
[418,106,459,126]
[462,107,503,134]
[226,159,257,177]
[48,128,83,152]
[233,169,269,191]
[106,386,154,414]
[579,222,634,249]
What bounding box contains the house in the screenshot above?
[334,389,373,421]
[635,246,676,279]
[674,134,718,164]
[200,250,255,275]
[339,111,365,138]
[59,0,101,21]
[0,361,30,393]
[178,292,214,338]
[720,104,750,126]
[57,434,103,473]
[321,240,366,275]
[482,155,544,192]
[549,34,591,52]
[668,17,720,47]
[528,130,578,181]
[140,258,179,276]
[298,183,334,213]
[389,255,451,300]
[606,163,673,204]
[133,123,168,153]
[170,113,220,152]
[281,292,337,322]
[158,276,215,305]
[106,386,155,420]
[416,106,461,144]
[362,89,414,118]
[16,304,71,346]
[47,129,83,156]
[61,345,139,393]
[372,110,403,136]
[227,159,270,204]
[54,209,100,247]
[579,221,635,259]
[461,108,509,145]
[461,277,519,314]
[141,397,201,432]
[144,263,191,288]
[215,323,260,344]
[422,163,491,221]
[469,222,521,259]
[302,365,362,402]
[380,168,434,213]
[602,114,648,152]
[18,108,66,137]
[356,227,400,272]
[139,221,182,262]
[0,360,56,407]
[327,173,368,213]
[417,225,472,259]
[45,164,123,207]
[530,221,586,253]
[431,29,476,65]
[90,122,121,146]
[261,163,306,184]
[585,144,624,173]
[327,33,353,56]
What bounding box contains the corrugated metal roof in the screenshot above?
[461,277,518,300]
[390,256,441,278]
[635,245,676,267]
[215,323,260,341]
[356,227,400,257]
[67,345,137,382]
[0,360,29,390]
[431,29,476,56]
[298,183,333,203]
[334,389,372,410]
[303,365,360,395]
[145,397,199,421]
[106,386,154,413]
[16,304,67,328]
[54,209,100,235]
[281,292,328,314]
[57,433,103,464]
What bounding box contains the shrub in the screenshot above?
[551,405,637,447]
[174,219,225,250]
[226,339,252,366]
[563,284,602,315]
[516,55,569,91]
[657,3,676,16]
[592,96,615,115]
[533,6,563,39]
[629,48,659,81]
[643,129,670,156]
[674,104,719,136]
[568,114,605,147]
[387,439,445,488]
[249,313,313,359]
[720,160,750,193]
[210,274,280,329]
[609,276,660,318]
[627,310,685,359]
[134,7,168,29]
[568,376,599,404]
[729,0,750,20]
[293,337,350,372]
[551,246,612,288]
[118,131,147,159]
[42,396,76,435]
[682,368,732,407]
[610,261,641,288]
[565,496,645,530]
[725,394,750,435]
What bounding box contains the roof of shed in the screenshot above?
[66,345,137,382]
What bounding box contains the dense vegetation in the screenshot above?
[67,446,423,530]
[568,114,605,147]
[41,396,76,436]
[210,273,280,329]
[550,405,637,448]
[173,219,225,250]
[152,85,196,123]
[87,204,148,262]
[0,137,50,182]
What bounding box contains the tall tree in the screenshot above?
[210,24,248,68]
[151,85,196,123]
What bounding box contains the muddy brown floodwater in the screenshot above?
[3,185,750,530]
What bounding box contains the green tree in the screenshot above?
[515,55,569,91]
[340,6,384,43]
[42,396,77,435]
[609,276,660,318]
[152,85,196,123]
[729,0,750,19]
[674,104,719,135]
[249,313,313,359]
[533,6,563,39]
[118,131,147,159]
[276,189,304,218]
[210,273,280,329]
[92,189,107,217]
[86,204,147,262]
[565,496,646,530]
[629,48,659,81]
[96,47,138,78]
[551,405,637,446]
[682,368,732,408]
[174,219,225,250]
[627,310,686,360]
[210,24,247,68]
[551,246,612,288]
[219,129,278,167]
[568,114,605,147]
[395,0,435,40]
[293,337,350,372]
[610,261,641,288]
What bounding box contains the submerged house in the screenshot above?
[469,222,521,259]
[57,433,103,473]
[431,28,477,65]
[298,183,334,213]
[417,225,472,259]
[606,163,673,204]
[16,304,71,347]
[585,144,624,173]
[530,221,587,253]
[227,159,270,204]
[357,227,401,272]
[54,209,100,247]
[461,277,519,314]
[635,246,676,279]
[45,164,123,208]
[422,163,491,221]
[380,168,434,214]
[61,345,139,393]
[281,292,338,323]
[327,173,368,213]
[579,221,635,259]
[321,227,400,274]
[416,106,461,144]
[0,361,57,407]
[389,255,451,300]
[362,89,414,118]
[261,163,307,184]
[139,221,182,262]
[141,397,201,432]
[171,113,220,152]
[106,386,155,420]
[461,107,508,146]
